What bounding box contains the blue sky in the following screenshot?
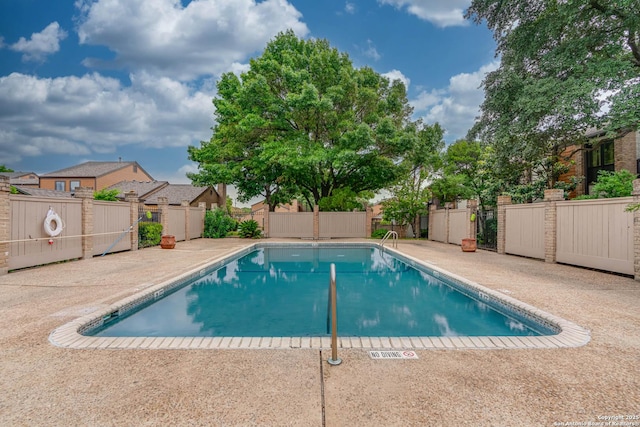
[0,0,497,203]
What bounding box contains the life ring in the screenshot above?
[44,209,64,237]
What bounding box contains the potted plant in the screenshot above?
[461,238,476,252]
[160,235,176,249]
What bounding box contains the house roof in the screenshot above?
[144,184,217,205]
[41,161,152,179]
[0,171,39,185]
[13,185,73,198]
[106,180,169,200]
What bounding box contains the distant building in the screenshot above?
[0,171,39,187]
[39,161,153,192]
[107,181,224,209]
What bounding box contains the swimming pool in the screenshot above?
[50,242,591,350]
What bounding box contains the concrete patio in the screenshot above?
[0,238,638,426]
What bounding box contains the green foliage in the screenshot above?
[138,222,163,248]
[318,188,370,212]
[237,220,262,238]
[93,188,120,201]
[188,30,419,210]
[371,228,388,239]
[590,170,634,198]
[0,165,14,172]
[467,0,640,154]
[203,208,237,238]
[10,186,19,194]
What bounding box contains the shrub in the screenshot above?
[94,188,120,201]
[138,222,163,248]
[591,169,634,198]
[238,220,262,238]
[371,228,388,239]
[204,208,237,238]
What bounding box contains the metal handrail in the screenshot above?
[326,263,341,366]
[380,230,398,248]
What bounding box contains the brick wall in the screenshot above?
[615,130,638,174]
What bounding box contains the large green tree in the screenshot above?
[467,0,640,158]
[189,31,416,210]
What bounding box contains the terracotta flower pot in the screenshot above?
[461,238,477,252]
[160,235,176,249]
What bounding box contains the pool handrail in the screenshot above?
[380,230,398,248]
[327,263,341,366]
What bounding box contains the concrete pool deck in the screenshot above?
[0,238,638,426]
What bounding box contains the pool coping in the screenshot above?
[49,242,591,351]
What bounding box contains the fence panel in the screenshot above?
[93,201,131,256]
[189,207,204,239]
[269,212,314,238]
[168,207,186,241]
[430,210,447,242]
[556,198,633,275]
[9,195,82,270]
[448,209,467,245]
[505,204,545,259]
[319,212,366,238]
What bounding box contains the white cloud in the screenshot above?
[382,69,410,90]
[76,0,309,80]
[345,2,356,14]
[411,61,499,141]
[9,22,68,62]
[378,0,471,27]
[0,72,215,163]
[363,39,381,61]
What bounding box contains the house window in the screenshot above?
[70,180,81,191]
[133,165,138,173]
[55,181,66,191]
[586,140,615,193]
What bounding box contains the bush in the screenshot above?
[138,222,163,248]
[237,220,262,238]
[94,188,120,201]
[204,208,237,238]
[371,228,388,239]
[591,169,634,198]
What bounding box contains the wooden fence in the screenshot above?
[266,207,372,239]
[0,182,205,274]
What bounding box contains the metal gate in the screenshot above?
[476,208,497,251]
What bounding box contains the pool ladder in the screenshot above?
[380,230,398,248]
[326,263,341,366]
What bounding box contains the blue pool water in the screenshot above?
[90,246,553,337]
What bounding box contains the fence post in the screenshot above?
[158,197,169,236]
[125,191,139,251]
[313,205,320,240]
[182,200,190,241]
[496,195,512,255]
[0,175,10,275]
[366,206,373,238]
[263,208,270,238]
[466,199,478,239]
[633,179,640,281]
[544,189,564,263]
[74,187,94,260]
[198,202,206,238]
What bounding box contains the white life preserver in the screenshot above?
[44,208,64,237]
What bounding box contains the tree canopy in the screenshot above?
[467,0,640,154]
[188,31,418,210]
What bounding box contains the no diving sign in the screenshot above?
[369,350,419,359]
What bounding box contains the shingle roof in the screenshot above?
[13,186,73,198]
[41,161,151,178]
[0,171,39,185]
[106,180,168,199]
[144,184,214,205]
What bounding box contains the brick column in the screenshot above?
[365,206,373,238]
[158,197,169,236]
[497,195,512,254]
[313,205,319,240]
[428,203,436,241]
[466,199,478,239]
[544,189,564,263]
[198,202,206,239]
[182,200,190,241]
[125,191,139,251]
[0,175,10,275]
[633,180,640,281]
[74,187,94,260]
